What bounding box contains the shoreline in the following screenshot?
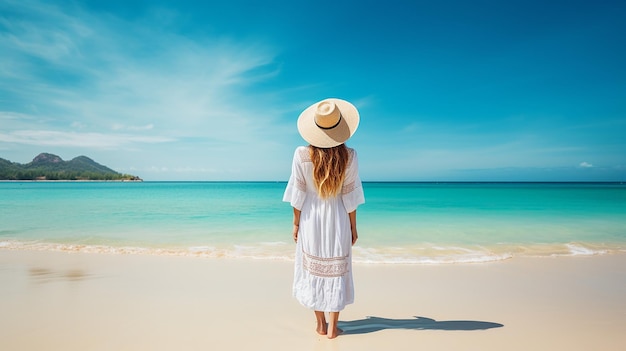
[2,180,625,184]
[0,239,626,266]
[1,250,624,350]
[2,239,624,265]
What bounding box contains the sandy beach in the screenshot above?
[1,250,624,351]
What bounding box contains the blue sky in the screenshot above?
[1,0,624,181]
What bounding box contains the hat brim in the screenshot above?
[297,98,360,148]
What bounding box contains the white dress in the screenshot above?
[283,146,365,312]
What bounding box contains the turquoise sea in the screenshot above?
[1,182,625,264]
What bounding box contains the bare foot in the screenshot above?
[316,322,328,335]
[327,327,343,339]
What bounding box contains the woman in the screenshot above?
[283,98,365,339]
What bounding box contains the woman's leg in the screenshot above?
[314,311,327,335]
[327,312,342,339]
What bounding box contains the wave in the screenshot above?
[0,240,295,261]
[351,246,514,264]
[562,243,608,256]
[0,240,622,264]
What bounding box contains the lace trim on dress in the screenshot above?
[298,147,312,162]
[342,180,357,195]
[302,250,349,278]
[295,177,307,192]
[293,148,310,192]
[346,149,354,168]
[341,149,357,194]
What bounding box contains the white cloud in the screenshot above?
[579,162,593,168]
[0,130,173,148]
[0,0,285,143]
[70,121,86,129]
[0,0,296,180]
[112,123,155,131]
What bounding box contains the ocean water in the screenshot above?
[1,182,625,264]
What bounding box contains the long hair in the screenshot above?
[309,144,349,199]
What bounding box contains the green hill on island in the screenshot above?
[0,153,142,181]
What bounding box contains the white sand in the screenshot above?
[1,250,625,351]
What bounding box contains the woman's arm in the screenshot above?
[349,210,358,245]
[292,207,301,243]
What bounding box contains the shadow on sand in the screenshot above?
[337,316,503,335]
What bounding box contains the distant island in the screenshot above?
[0,153,142,181]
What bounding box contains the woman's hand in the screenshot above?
[349,210,358,246]
[293,224,299,243]
[292,208,301,244]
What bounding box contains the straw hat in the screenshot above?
[297,98,360,148]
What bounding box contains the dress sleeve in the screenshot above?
[282,148,307,210]
[341,149,365,213]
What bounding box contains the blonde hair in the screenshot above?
[309,144,349,199]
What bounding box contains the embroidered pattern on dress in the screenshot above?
[341,149,357,194]
[342,180,357,194]
[294,148,310,192]
[295,177,306,192]
[346,149,354,168]
[298,147,312,162]
[302,251,349,278]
